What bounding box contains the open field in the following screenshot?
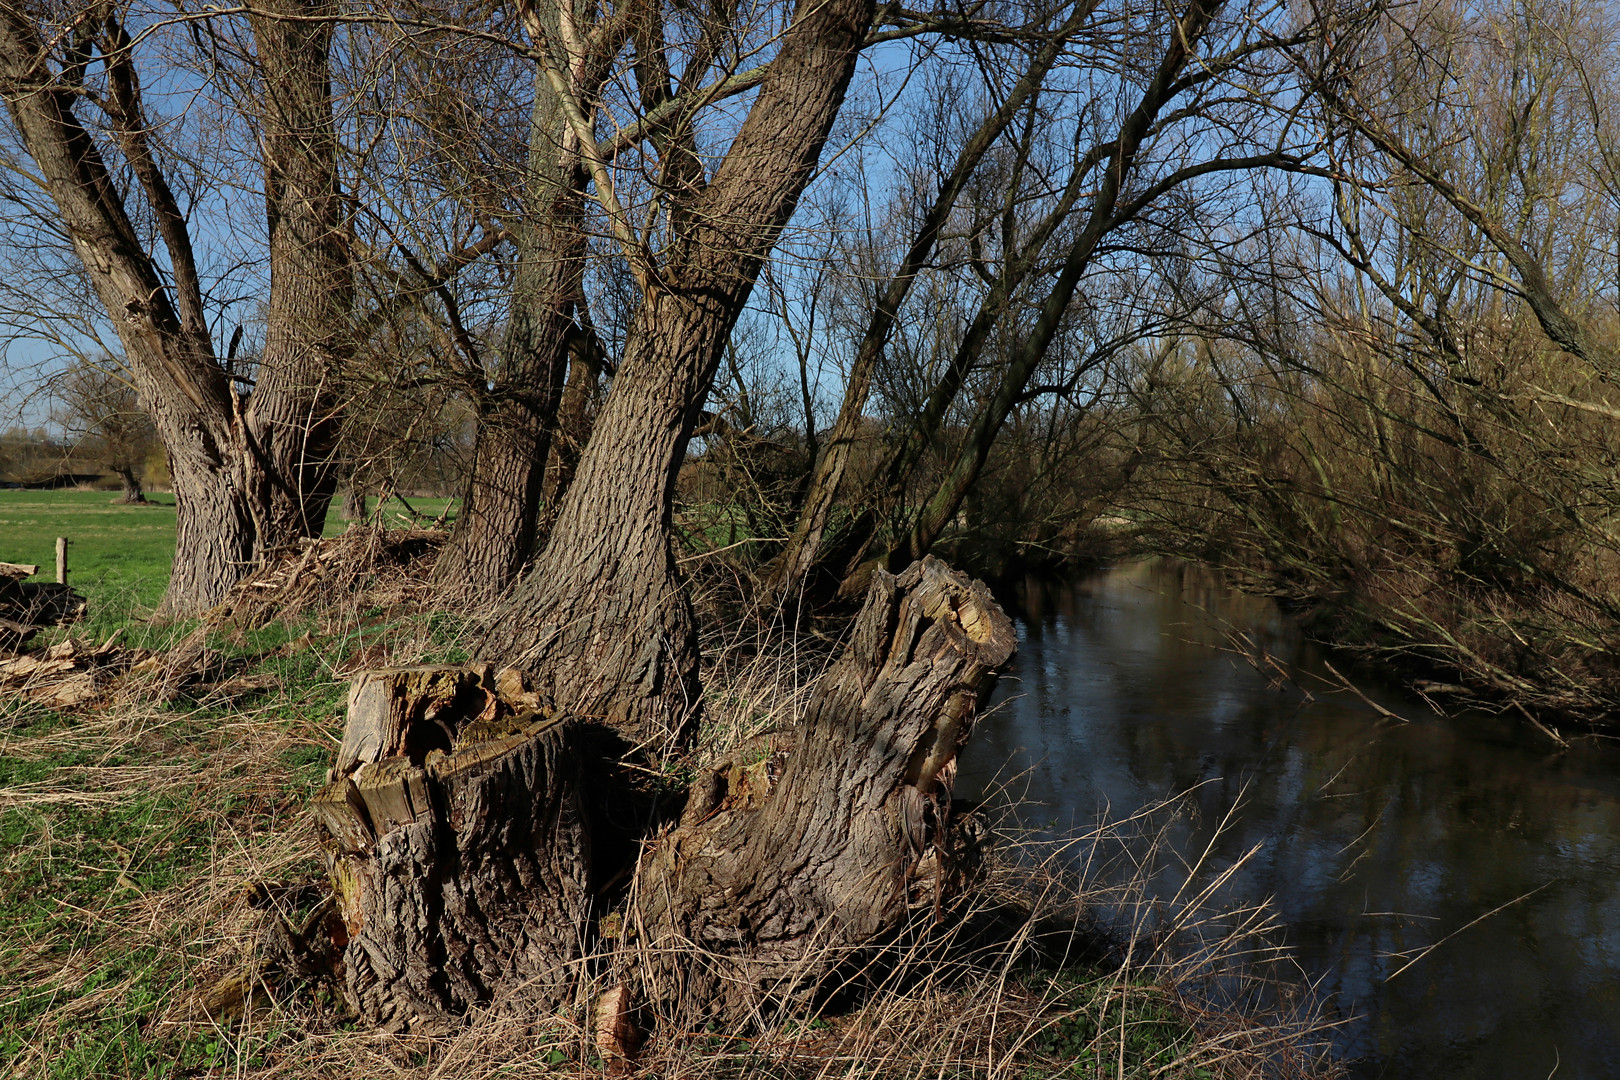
[0,491,456,627]
[0,491,178,618]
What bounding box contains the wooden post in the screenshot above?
[55,537,67,585]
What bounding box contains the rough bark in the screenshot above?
[0,8,256,613]
[628,557,1016,1020]
[432,67,583,596]
[486,295,726,752]
[0,4,351,612]
[489,0,877,749]
[540,330,606,533]
[313,665,593,1032]
[245,0,352,543]
[309,557,1015,1035]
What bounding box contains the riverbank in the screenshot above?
[960,560,1620,1077]
[0,531,1341,1078]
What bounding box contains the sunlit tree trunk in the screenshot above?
[488,0,877,748]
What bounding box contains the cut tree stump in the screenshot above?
[310,664,593,1032]
[627,556,1017,1020]
[307,557,1016,1035]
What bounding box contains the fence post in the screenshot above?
[55,536,68,585]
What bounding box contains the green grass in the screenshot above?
[0,490,178,617]
[0,489,457,626]
[0,603,406,1078]
[0,683,342,1077]
[0,489,471,1076]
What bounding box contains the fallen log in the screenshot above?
[0,562,85,653]
[306,557,1016,1036]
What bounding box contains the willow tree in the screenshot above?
[426,17,592,593]
[762,0,1329,599]
[0,0,349,612]
[479,0,890,748]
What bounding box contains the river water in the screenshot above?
[957,560,1620,1079]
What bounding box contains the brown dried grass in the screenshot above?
[0,567,1342,1080]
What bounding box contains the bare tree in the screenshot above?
[753,0,1325,600]
[475,0,894,749]
[0,0,350,612]
[1128,0,1620,720]
[49,357,155,502]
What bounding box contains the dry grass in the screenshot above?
[0,546,1342,1080]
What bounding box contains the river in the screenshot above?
[957,560,1620,1079]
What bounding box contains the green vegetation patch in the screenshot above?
[0,622,352,1078]
[0,490,177,621]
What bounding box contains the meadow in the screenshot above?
[0,490,455,624]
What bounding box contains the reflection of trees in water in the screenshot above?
[964,562,1620,1078]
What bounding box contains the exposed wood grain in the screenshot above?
[629,556,1017,1019]
[311,557,1015,1036]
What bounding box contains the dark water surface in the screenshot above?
[957,561,1620,1079]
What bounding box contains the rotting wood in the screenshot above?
[0,562,86,653]
[311,662,589,1033]
[627,556,1017,1021]
[0,633,139,705]
[334,664,499,778]
[305,557,1016,1038]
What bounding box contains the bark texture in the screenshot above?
[0,9,256,613]
[432,65,584,596]
[488,0,877,749]
[313,666,593,1032]
[629,556,1016,1019]
[0,5,350,612]
[309,557,1015,1036]
[245,0,351,543]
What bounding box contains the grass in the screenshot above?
[0,490,178,617]
[0,501,1338,1079]
[0,489,456,626]
[0,605,449,1079]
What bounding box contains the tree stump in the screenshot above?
[310,665,594,1032]
[307,558,1016,1034]
[628,556,1017,1020]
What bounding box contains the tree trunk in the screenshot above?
[1,4,351,613]
[311,558,1015,1033]
[313,665,592,1033]
[485,294,735,751]
[245,0,351,544]
[0,11,258,614]
[431,55,587,597]
[114,467,146,504]
[489,0,876,747]
[629,557,1016,1020]
[429,298,572,594]
[540,333,605,535]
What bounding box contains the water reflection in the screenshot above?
[958,560,1620,1079]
